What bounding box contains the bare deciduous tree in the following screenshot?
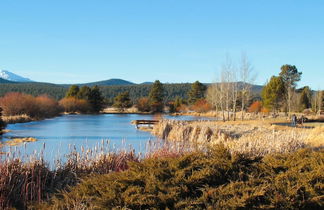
[313,90,323,114]
[239,53,255,120]
[207,54,256,121]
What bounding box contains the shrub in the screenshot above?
[35,95,62,117]
[0,92,62,119]
[59,97,91,113]
[0,92,30,116]
[248,101,262,113]
[136,97,151,112]
[190,99,212,113]
[261,107,270,114]
[41,147,324,209]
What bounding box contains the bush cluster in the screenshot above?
[0,92,62,119]
[41,146,323,209]
[190,99,212,113]
[59,97,91,114]
[61,85,104,113]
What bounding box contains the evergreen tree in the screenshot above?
[113,91,132,110]
[262,76,285,112]
[66,85,80,98]
[88,86,104,113]
[279,65,302,114]
[299,86,312,110]
[148,80,164,113]
[188,81,206,104]
[77,86,91,100]
[0,107,6,134]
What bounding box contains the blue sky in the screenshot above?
[0,0,323,89]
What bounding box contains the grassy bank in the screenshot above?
[152,119,324,156]
[2,114,34,124]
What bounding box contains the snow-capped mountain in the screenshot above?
[0,70,33,82]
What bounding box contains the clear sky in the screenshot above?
[0,0,323,89]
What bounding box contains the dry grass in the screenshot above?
[2,114,33,124]
[0,141,139,209]
[152,119,322,156]
[305,126,324,147]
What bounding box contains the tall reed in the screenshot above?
[0,140,139,209]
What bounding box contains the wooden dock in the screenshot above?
[132,120,159,128]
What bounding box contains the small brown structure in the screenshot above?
[132,120,159,129]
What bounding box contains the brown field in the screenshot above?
[152,117,324,156]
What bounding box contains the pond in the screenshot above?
[0,114,214,164]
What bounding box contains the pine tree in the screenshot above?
[262,76,285,112]
[88,86,104,113]
[77,86,92,100]
[299,86,312,110]
[279,65,302,114]
[113,91,132,111]
[66,85,80,98]
[148,80,164,113]
[188,81,206,104]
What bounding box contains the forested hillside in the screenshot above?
[0,83,67,99]
[0,83,193,101]
[0,82,262,102]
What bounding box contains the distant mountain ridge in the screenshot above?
[0,70,264,94]
[0,70,33,82]
[80,78,135,86]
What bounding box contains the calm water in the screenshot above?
[0,114,213,163]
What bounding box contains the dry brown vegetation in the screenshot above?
[0,141,139,209]
[0,92,62,120]
[2,114,33,124]
[59,97,91,114]
[152,119,323,156]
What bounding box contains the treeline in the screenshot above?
[204,55,324,121]
[262,65,324,114]
[110,80,210,113]
[0,83,67,100]
[0,83,193,102]
[0,86,104,119]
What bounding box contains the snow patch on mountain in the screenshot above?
[0,70,33,82]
